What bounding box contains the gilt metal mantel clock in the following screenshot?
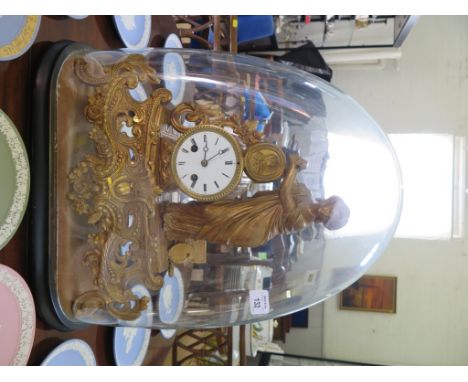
[43,47,303,325]
[30,42,401,332]
[171,126,245,201]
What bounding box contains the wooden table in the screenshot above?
[0,15,178,366]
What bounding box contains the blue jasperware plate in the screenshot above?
[41,339,96,366]
[160,329,176,339]
[0,15,41,61]
[163,52,186,106]
[158,267,184,325]
[113,15,151,50]
[114,285,152,366]
[164,33,183,49]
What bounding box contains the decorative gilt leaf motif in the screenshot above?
[170,102,264,146]
[69,54,170,321]
[88,211,103,225]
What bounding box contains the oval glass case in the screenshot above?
[32,43,402,330]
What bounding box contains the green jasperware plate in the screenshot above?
[0,110,29,250]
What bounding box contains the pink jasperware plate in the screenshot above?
[0,264,36,365]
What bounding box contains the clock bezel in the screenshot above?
[170,125,244,201]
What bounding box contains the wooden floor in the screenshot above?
[0,15,180,366]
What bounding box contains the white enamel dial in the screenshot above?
[172,127,244,201]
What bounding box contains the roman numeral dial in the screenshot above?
[172,127,244,201]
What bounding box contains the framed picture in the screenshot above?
[339,275,397,313]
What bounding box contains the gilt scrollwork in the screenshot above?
[68,54,170,321]
[170,101,264,147]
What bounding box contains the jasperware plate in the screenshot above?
[0,16,41,61]
[113,15,151,50]
[41,339,96,366]
[114,285,152,366]
[0,109,30,250]
[0,264,36,365]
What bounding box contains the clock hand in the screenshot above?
[201,136,209,167]
[190,137,198,152]
[206,148,229,163]
[190,174,198,188]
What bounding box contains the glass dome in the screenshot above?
[43,44,402,329]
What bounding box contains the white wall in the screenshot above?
[281,303,323,357]
[324,239,468,365]
[329,16,468,137]
[324,15,468,366]
[284,16,468,365]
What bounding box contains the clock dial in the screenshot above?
[172,127,244,201]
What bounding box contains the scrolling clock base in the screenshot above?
[31,42,174,330]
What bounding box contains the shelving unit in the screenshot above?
[276,15,419,51]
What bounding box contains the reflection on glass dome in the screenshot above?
[47,45,402,329]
